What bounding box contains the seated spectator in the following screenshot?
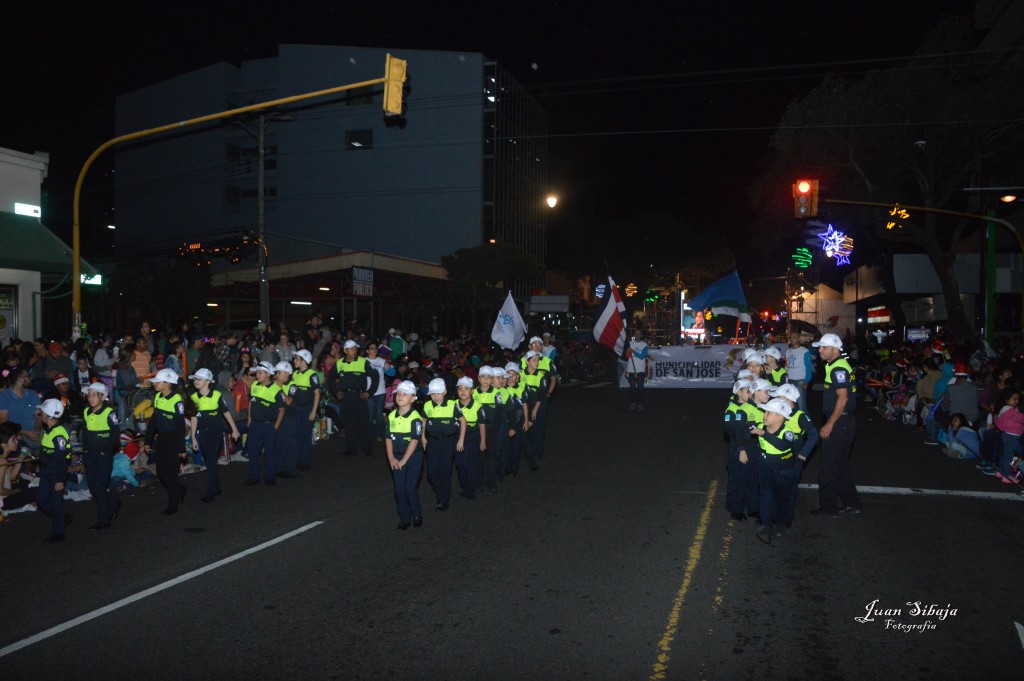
[941,413,980,459]
[945,363,979,426]
[0,368,42,453]
[43,374,85,425]
[992,388,1024,482]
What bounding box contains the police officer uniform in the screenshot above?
[771,383,820,526]
[291,350,320,471]
[473,368,500,494]
[246,362,286,485]
[501,365,530,476]
[145,370,188,514]
[386,382,425,529]
[423,378,460,510]
[724,380,759,521]
[812,333,863,515]
[274,362,299,478]
[454,377,483,499]
[190,376,233,501]
[755,398,804,544]
[37,400,72,541]
[82,384,122,529]
[330,342,379,456]
[522,353,551,464]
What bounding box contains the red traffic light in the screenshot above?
[792,179,819,217]
[797,180,811,194]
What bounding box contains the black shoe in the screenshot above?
[201,495,215,503]
[435,504,448,511]
[839,505,862,515]
[263,479,276,486]
[810,508,839,517]
[412,517,423,527]
[110,501,122,522]
[44,533,65,543]
[755,525,772,545]
[277,472,297,479]
[396,522,410,530]
[244,478,260,486]
[730,512,747,521]
[746,511,760,520]
[162,507,179,516]
[88,522,111,531]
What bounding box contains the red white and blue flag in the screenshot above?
[593,276,627,357]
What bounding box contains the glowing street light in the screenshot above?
[546,195,558,208]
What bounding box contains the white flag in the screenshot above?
[491,292,527,350]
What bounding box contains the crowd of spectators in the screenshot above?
[853,330,1024,487]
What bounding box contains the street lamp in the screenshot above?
[546,195,558,208]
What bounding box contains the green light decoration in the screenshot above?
[791,247,813,269]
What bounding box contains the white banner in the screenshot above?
[619,345,759,389]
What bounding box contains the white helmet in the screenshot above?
[274,361,293,375]
[428,378,447,395]
[153,368,179,385]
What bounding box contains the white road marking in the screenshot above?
[798,483,1024,502]
[1015,622,1024,650]
[0,520,325,658]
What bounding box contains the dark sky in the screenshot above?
[5,1,979,259]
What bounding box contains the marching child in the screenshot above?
[386,380,425,529]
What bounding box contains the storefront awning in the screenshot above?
[0,212,97,276]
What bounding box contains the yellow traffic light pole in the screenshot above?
[71,54,407,339]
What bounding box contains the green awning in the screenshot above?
[0,212,96,276]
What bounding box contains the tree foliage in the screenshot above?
[752,18,1024,340]
[441,242,541,289]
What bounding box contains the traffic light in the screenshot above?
[792,179,819,218]
[382,53,408,116]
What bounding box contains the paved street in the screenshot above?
[2,384,1023,680]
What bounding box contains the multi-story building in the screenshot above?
[114,45,547,331]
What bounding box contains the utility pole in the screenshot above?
[257,114,270,325]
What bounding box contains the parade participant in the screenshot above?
[474,366,499,494]
[521,336,558,395]
[749,378,772,408]
[245,361,285,486]
[273,361,299,479]
[188,368,240,503]
[764,346,788,386]
[422,377,464,511]
[291,349,321,471]
[37,399,72,541]
[751,398,806,544]
[329,340,378,457]
[144,368,189,515]
[724,379,759,522]
[625,332,649,412]
[386,380,425,530]
[522,351,551,464]
[490,368,512,482]
[454,376,484,500]
[810,333,863,516]
[501,363,532,476]
[769,383,818,525]
[82,382,122,529]
[745,353,767,380]
[785,333,813,412]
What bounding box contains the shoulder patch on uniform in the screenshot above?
[784,431,795,441]
[110,414,119,425]
[289,385,297,396]
[834,370,847,383]
[724,413,732,421]
[176,402,185,415]
[55,436,68,449]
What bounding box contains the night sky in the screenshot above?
[5,1,979,272]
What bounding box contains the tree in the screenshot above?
[752,18,1024,342]
[441,243,541,331]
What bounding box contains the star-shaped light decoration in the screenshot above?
[818,224,853,266]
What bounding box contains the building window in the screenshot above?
[346,130,373,150]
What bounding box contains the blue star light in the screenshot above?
[817,224,853,266]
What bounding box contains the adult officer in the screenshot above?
[422,377,464,511]
[291,349,321,471]
[37,398,72,541]
[188,368,240,502]
[145,368,189,515]
[329,339,378,457]
[810,333,863,516]
[82,382,122,529]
